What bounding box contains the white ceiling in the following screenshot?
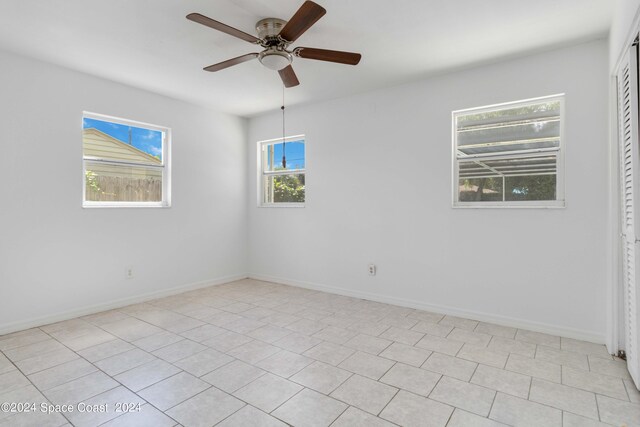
[0,1,612,117]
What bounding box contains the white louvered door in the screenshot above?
[617,44,640,388]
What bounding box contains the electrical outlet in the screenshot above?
[368,264,376,276]
[125,266,134,279]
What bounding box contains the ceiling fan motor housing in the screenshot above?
[256,18,287,39]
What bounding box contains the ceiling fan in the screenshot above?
[186,1,361,88]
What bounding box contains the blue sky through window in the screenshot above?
[83,117,163,161]
[271,141,305,170]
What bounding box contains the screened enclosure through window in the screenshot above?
[453,95,565,207]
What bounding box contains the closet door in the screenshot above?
[617,44,640,387]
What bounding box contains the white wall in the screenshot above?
[248,40,609,342]
[0,50,248,333]
[610,0,640,70]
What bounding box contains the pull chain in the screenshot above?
[281,85,286,169]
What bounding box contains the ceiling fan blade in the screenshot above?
[279,65,300,88]
[294,47,361,65]
[204,53,259,72]
[278,1,326,42]
[187,13,261,44]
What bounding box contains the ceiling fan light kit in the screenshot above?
[186,1,362,87]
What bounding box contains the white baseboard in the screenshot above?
[249,273,606,345]
[0,273,249,336]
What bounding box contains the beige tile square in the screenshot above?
[421,352,477,381]
[273,332,322,353]
[438,315,478,331]
[3,339,66,362]
[272,388,348,427]
[28,358,97,390]
[457,344,508,368]
[529,378,598,420]
[411,321,453,337]
[448,328,492,347]
[247,325,292,343]
[153,339,207,363]
[201,330,253,352]
[101,318,162,342]
[625,378,640,404]
[43,371,118,405]
[343,333,392,355]
[596,394,640,427]
[166,387,245,427]
[447,409,509,427]
[179,324,227,342]
[95,348,156,376]
[0,354,14,375]
[562,366,628,400]
[379,342,432,367]
[562,412,613,427]
[379,326,424,345]
[0,370,29,394]
[304,342,355,366]
[561,338,611,359]
[66,386,145,427]
[489,392,561,427]
[256,349,313,378]
[61,329,116,351]
[330,374,397,415]
[313,326,357,345]
[505,353,560,383]
[233,373,302,413]
[588,356,632,379]
[286,318,326,335]
[535,345,589,370]
[201,360,265,393]
[487,337,536,357]
[347,321,392,337]
[379,363,440,396]
[132,331,184,352]
[415,335,463,356]
[174,348,234,377]
[114,359,181,391]
[408,310,444,324]
[515,329,560,348]
[15,347,79,375]
[78,339,134,362]
[470,364,531,398]
[290,361,352,394]
[331,407,395,427]
[101,403,176,427]
[430,376,495,416]
[0,329,50,351]
[227,340,280,364]
[138,372,210,411]
[380,390,453,426]
[224,317,267,334]
[217,405,287,427]
[474,323,517,339]
[338,351,395,380]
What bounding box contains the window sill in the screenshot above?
[452,200,565,209]
[258,203,305,208]
[83,202,171,209]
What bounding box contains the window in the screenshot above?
[82,112,170,207]
[259,136,305,206]
[453,95,564,207]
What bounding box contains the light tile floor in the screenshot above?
[0,279,638,427]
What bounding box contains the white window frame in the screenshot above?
[257,135,306,208]
[82,111,171,208]
[452,94,565,209]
